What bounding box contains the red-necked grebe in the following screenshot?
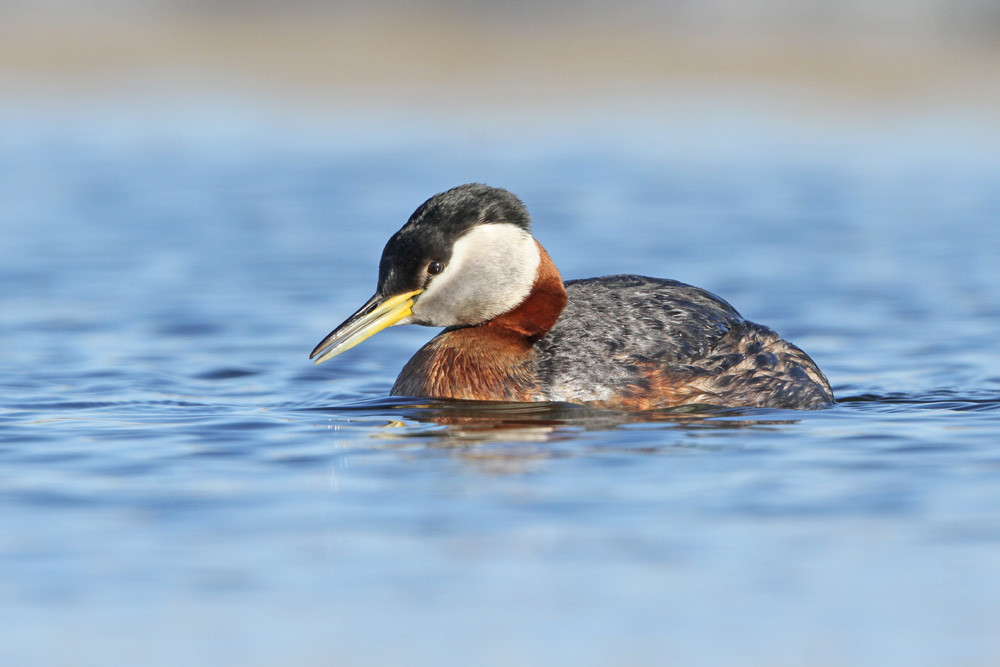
[310,183,834,410]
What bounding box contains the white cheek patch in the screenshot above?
[412,223,541,326]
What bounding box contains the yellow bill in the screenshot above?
[310,289,423,365]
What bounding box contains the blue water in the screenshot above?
[2,102,1000,665]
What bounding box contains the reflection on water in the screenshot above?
[305,398,813,475]
[314,396,804,445]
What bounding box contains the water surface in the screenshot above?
[2,103,1000,665]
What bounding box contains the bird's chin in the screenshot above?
[402,312,449,328]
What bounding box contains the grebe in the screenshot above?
[310,184,834,410]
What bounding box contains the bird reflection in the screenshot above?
[319,396,800,449]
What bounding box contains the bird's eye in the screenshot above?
[427,261,444,275]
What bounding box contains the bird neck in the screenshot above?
[390,241,566,401]
[485,240,567,346]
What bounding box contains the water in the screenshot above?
[2,102,1000,665]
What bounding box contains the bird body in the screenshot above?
[312,184,833,410]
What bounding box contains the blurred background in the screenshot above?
[3,0,999,117]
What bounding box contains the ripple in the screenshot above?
[155,322,224,337]
[838,391,1000,413]
[194,368,261,380]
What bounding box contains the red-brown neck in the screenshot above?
[485,240,567,347]
[390,241,567,401]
